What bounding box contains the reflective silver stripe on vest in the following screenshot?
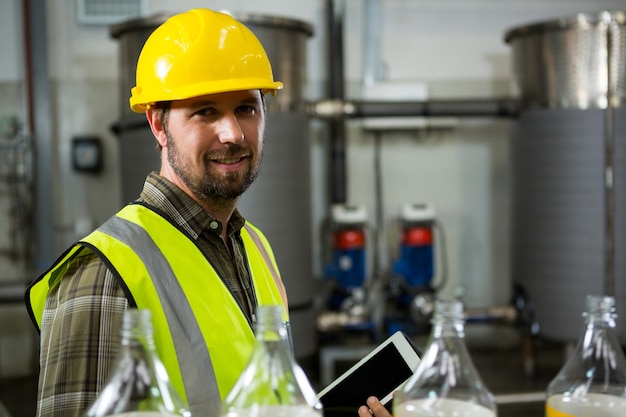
[243,224,280,284]
[243,224,294,354]
[99,215,221,417]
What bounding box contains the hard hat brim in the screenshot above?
[130,80,283,113]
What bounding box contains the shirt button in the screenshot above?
[209,220,219,230]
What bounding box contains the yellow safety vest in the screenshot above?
[26,203,288,417]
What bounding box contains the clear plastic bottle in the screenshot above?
[393,299,496,417]
[86,309,191,417]
[221,304,323,417]
[546,294,626,417]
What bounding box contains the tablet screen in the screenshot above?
[319,343,415,417]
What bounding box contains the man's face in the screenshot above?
[160,90,265,203]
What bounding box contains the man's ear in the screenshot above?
[146,108,168,149]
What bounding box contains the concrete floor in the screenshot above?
[0,332,564,417]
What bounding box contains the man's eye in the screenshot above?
[195,107,216,116]
[238,105,257,115]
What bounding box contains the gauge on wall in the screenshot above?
[72,136,103,174]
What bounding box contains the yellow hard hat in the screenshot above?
[129,8,283,113]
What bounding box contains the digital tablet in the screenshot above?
[318,331,421,417]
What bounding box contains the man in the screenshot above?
[26,7,394,417]
[26,8,288,417]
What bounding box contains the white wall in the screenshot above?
[1,0,625,374]
[0,1,23,81]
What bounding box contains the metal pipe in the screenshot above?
[465,305,518,324]
[603,18,618,297]
[326,0,347,204]
[0,283,28,304]
[21,0,35,135]
[309,98,521,119]
[25,0,55,278]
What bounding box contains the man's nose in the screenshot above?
[216,114,245,144]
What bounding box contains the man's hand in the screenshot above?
[358,396,392,417]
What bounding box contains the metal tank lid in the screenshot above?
[109,10,314,39]
[109,12,170,39]
[504,10,625,43]
[229,12,314,36]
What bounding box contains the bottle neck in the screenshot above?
[576,295,622,364]
[255,305,288,343]
[121,309,156,350]
[584,314,616,330]
[431,299,466,339]
[431,317,465,338]
[583,295,617,329]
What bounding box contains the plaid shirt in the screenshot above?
[36,172,256,417]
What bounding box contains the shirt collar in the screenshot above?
[139,172,246,239]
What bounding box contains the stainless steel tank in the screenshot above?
[110,12,316,358]
[505,11,626,342]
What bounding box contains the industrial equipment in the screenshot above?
[386,203,441,335]
[322,204,372,332]
[505,10,626,343]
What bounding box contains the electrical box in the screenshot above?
[72,136,103,174]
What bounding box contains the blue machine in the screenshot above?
[387,203,443,335]
[324,204,368,312]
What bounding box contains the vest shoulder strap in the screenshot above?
[99,213,222,417]
[243,223,289,309]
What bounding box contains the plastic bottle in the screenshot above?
[546,294,626,417]
[85,309,191,417]
[393,299,497,417]
[221,304,323,417]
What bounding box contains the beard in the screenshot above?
[165,130,262,203]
